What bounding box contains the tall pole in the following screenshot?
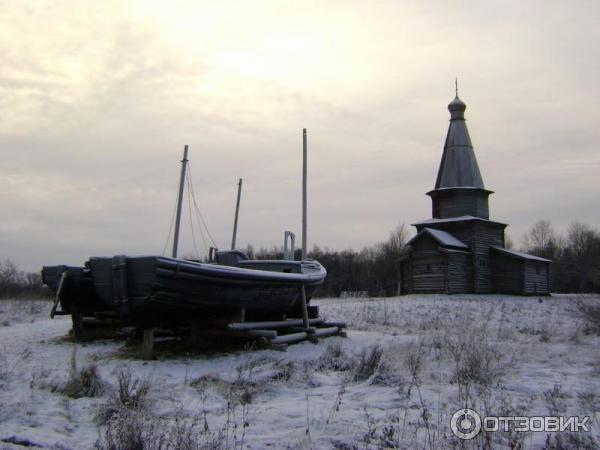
[302,128,307,260]
[231,178,243,250]
[172,145,189,258]
[299,128,310,330]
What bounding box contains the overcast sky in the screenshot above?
[1,1,599,272]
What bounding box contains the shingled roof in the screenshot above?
[490,246,552,262]
[434,95,485,190]
[407,227,469,250]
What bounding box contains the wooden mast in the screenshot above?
[300,128,310,330]
[172,145,189,258]
[302,128,307,260]
[146,145,188,360]
[231,178,243,250]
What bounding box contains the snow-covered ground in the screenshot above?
[0,295,599,449]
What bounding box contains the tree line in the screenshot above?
[520,220,600,293]
[248,219,600,296]
[0,259,47,299]
[1,220,598,299]
[246,224,409,298]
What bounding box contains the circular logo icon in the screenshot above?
[451,408,481,440]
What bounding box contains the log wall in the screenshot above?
[491,252,523,294]
[400,260,412,294]
[523,261,550,294]
[414,220,505,294]
[433,190,490,220]
[410,238,446,293]
[447,252,472,293]
[471,222,504,293]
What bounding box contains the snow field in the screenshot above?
[0,294,598,449]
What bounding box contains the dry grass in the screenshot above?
[58,348,105,399]
[348,345,383,383]
[0,299,50,325]
[316,343,353,372]
[577,298,600,335]
[0,346,8,388]
[96,367,152,425]
[190,357,289,406]
[97,409,237,450]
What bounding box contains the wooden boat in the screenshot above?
[43,133,327,331]
[42,251,326,327]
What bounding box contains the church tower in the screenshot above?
[400,91,551,295]
[427,95,493,220]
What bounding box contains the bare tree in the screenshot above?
[374,223,409,296]
[567,221,597,257]
[561,222,600,292]
[26,272,43,290]
[0,259,20,298]
[522,220,561,259]
[0,259,47,299]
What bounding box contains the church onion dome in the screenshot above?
[448,95,466,119]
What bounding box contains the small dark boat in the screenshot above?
[43,250,326,328]
[43,136,326,331]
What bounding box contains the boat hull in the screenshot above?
[44,255,326,327]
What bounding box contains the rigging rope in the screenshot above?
[186,177,206,257]
[162,161,219,258]
[190,182,210,255]
[186,163,218,248]
[186,181,201,258]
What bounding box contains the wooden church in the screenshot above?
[400,94,551,295]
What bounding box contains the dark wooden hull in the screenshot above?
[43,255,326,327]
